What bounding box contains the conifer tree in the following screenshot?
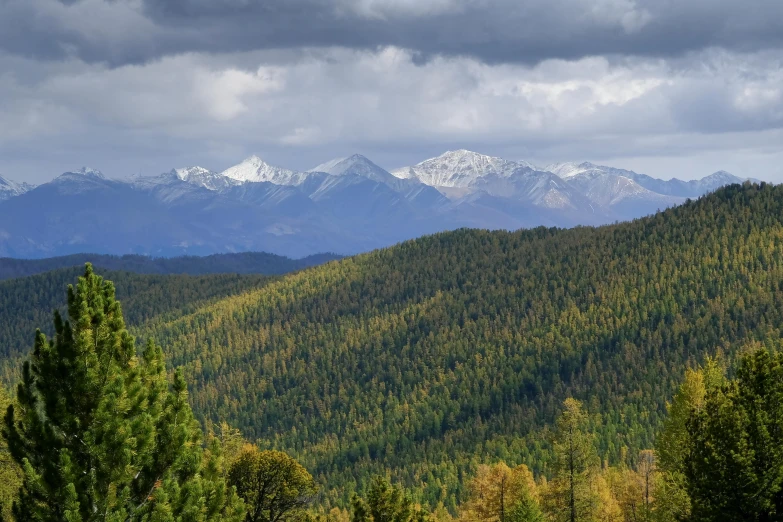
[2,264,244,521]
[685,348,783,521]
[545,399,599,522]
[351,477,427,522]
[462,463,542,522]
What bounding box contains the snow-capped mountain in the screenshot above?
[391,150,536,188]
[629,170,747,197]
[220,156,309,186]
[0,151,756,259]
[544,162,684,214]
[471,169,599,212]
[391,150,606,216]
[173,166,241,192]
[547,162,748,199]
[309,154,416,193]
[0,176,34,201]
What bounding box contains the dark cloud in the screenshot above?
[2,0,783,66]
[2,1,783,185]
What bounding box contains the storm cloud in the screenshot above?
[2,0,783,66]
[1,0,783,183]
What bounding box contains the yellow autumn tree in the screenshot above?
[461,462,543,522]
[542,398,601,522]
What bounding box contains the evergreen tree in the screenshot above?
[545,399,599,522]
[685,348,783,521]
[2,264,244,521]
[351,477,427,522]
[0,386,21,520]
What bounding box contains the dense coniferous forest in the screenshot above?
[3,183,783,519]
[0,251,341,280]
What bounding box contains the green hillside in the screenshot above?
[125,182,783,510]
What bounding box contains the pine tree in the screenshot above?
[2,264,244,521]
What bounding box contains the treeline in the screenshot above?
[133,182,783,507]
[0,251,341,280]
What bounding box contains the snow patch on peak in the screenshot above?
[307,154,408,190]
[171,166,241,192]
[309,154,381,176]
[221,156,308,186]
[0,175,35,200]
[703,170,742,183]
[544,162,598,178]
[174,166,213,181]
[392,149,534,188]
[74,167,105,178]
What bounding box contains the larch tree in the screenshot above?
[2,264,245,522]
[462,463,542,522]
[545,398,600,522]
[654,358,724,521]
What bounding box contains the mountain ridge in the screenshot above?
[0,150,754,258]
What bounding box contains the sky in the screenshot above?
[2,0,783,184]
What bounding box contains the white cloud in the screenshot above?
[2,46,783,182]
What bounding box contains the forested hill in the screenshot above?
[132,182,783,510]
[0,251,342,280]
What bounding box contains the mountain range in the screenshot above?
[0,150,751,258]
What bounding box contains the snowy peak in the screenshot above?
[545,162,602,179]
[0,176,34,201]
[174,166,213,181]
[702,170,743,185]
[391,149,536,188]
[220,156,308,186]
[308,154,380,176]
[172,166,240,192]
[53,167,107,184]
[308,154,408,189]
[70,167,106,179]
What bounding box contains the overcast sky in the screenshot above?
[2,0,783,184]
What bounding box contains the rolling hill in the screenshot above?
[131,181,781,509]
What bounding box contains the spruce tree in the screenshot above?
[2,264,244,521]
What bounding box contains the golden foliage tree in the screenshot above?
[228,445,318,522]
